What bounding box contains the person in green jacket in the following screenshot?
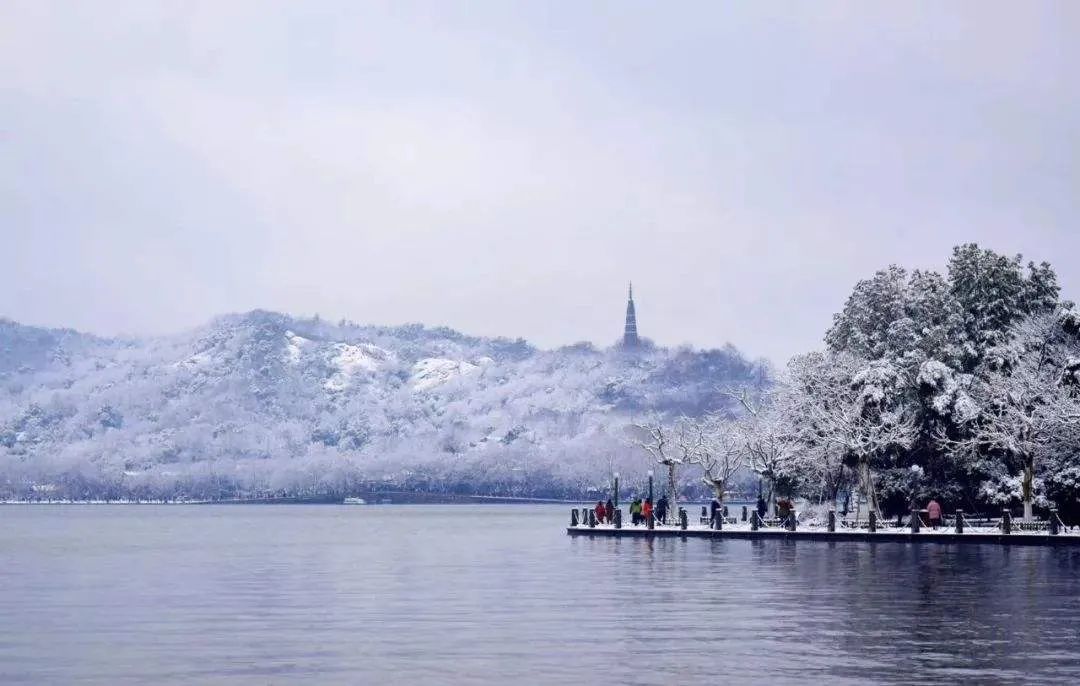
[630,497,643,526]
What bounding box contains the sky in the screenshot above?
[3,1,1079,364]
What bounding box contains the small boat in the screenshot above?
[343,497,367,505]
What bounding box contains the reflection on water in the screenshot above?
[2,505,1079,685]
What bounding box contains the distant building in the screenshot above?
[623,282,640,348]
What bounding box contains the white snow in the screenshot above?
[284,331,309,365]
[324,342,394,391]
[174,351,212,369]
[411,357,479,391]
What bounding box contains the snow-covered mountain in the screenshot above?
[0,311,765,500]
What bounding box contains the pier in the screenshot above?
[567,506,1080,546]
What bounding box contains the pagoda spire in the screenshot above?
[623,281,640,348]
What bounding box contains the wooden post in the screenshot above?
[679,508,687,530]
[571,509,579,527]
[589,510,597,528]
[742,505,748,522]
[868,511,877,533]
[1001,509,1012,535]
[955,510,964,534]
[828,510,836,532]
[1050,508,1060,536]
[910,508,920,534]
[614,508,622,529]
[750,511,759,531]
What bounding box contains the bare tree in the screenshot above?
[675,414,743,505]
[631,414,682,520]
[727,388,799,518]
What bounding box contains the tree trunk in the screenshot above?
[1022,457,1034,522]
[766,479,776,518]
[666,463,678,523]
[705,476,726,504]
[858,459,880,516]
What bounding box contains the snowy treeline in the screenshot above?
[643,245,1080,522]
[0,312,766,501]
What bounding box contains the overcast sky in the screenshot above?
[3,2,1078,363]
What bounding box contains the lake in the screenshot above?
[2,504,1079,684]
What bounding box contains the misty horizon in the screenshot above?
[4,3,1078,364]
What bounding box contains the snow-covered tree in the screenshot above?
[631,415,684,517]
[946,309,1080,520]
[726,388,799,517]
[783,353,917,516]
[674,414,743,504]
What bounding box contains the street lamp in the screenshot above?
[647,469,654,503]
[613,472,620,508]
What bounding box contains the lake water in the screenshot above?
[2,504,1079,685]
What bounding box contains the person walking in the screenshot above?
[642,498,654,526]
[605,498,615,524]
[655,495,669,526]
[630,497,642,525]
[709,497,721,526]
[927,498,942,529]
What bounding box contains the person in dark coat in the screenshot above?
[709,497,722,525]
[605,498,615,524]
[756,495,767,519]
[655,495,669,525]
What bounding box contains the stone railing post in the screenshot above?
[614,508,622,529]
[742,505,748,522]
[679,508,688,530]
[1001,509,1012,535]
[589,510,597,528]
[571,509,579,527]
[868,511,877,533]
[955,510,964,534]
[750,512,759,531]
[910,508,920,534]
[1050,508,1060,536]
[827,509,836,532]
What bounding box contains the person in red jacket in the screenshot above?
[642,498,654,525]
[595,500,606,524]
[927,498,943,529]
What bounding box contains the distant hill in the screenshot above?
[0,311,766,501]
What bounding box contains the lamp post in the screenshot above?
[613,472,620,509]
[647,469,654,503]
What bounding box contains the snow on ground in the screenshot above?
[284,331,309,365]
[411,357,479,391]
[325,342,394,391]
[570,522,1080,537]
[174,351,212,369]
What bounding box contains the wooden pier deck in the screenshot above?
[567,524,1080,546]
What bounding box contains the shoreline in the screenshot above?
[568,523,1080,546]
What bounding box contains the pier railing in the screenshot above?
[571,505,1072,537]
